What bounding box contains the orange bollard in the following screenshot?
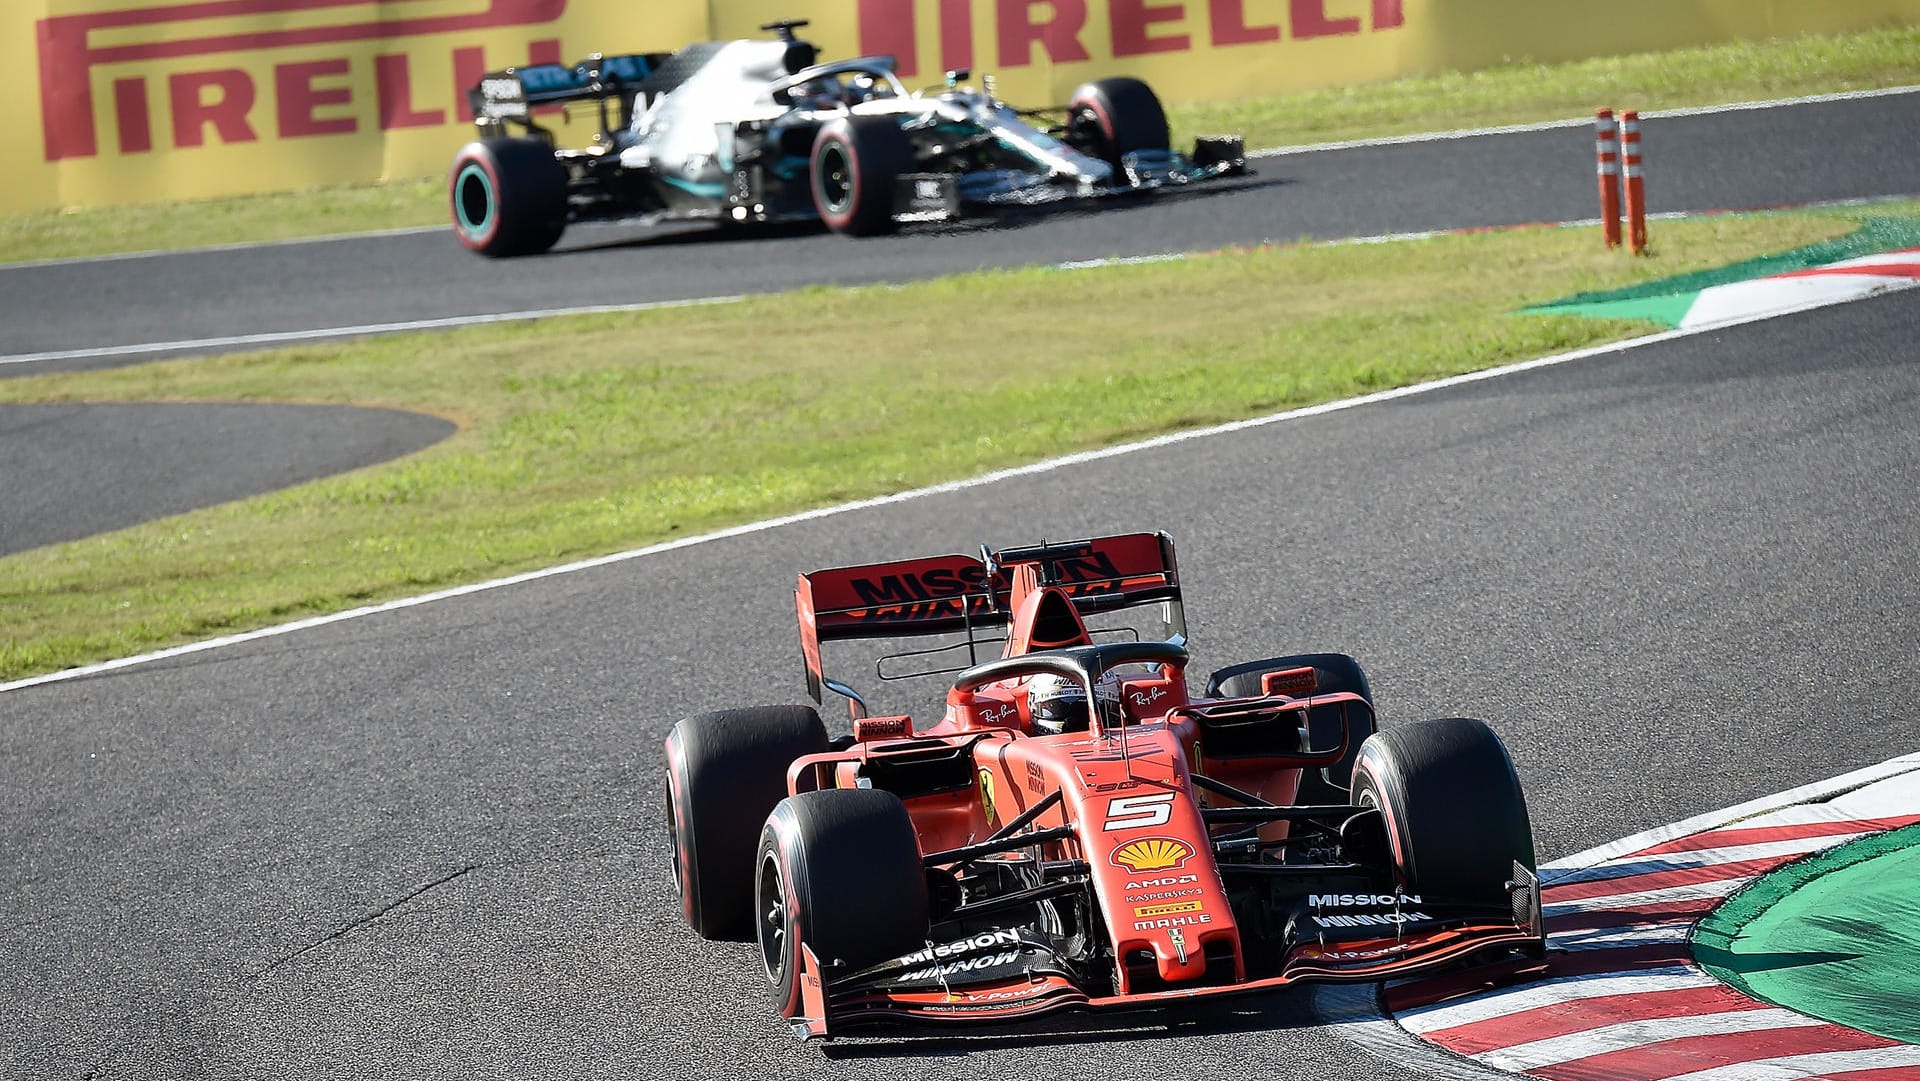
[1595,108,1621,249]
[1621,110,1647,254]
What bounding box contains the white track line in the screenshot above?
[1396,968,1720,1035]
[0,296,744,366]
[1542,752,1920,876]
[1477,1009,1830,1073]
[6,260,1919,695]
[0,224,444,272]
[1660,1047,1920,1081]
[1251,85,1920,157]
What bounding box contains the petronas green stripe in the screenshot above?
[1693,822,1920,1043]
[1528,216,1920,311]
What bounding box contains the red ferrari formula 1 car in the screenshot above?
[664,532,1545,1038]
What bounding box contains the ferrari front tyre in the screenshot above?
[756,788,930,1019]
[809,116,912,237]
[1350,717,1536,909]
[1066,76,1171,179]
[1207,653,1376,805]
[448,137,568,257]
[663,705,828,939]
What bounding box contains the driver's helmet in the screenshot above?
[848,72,888,102]
[791,77,843,110]
[1028,672,1121,735]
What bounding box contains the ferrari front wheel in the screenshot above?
[756,788,929,1018]
[663,705,828,939]
[1350,717,1535,909]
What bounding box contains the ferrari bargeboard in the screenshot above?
[664,532,1546,1038]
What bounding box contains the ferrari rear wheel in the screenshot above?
[756,788,929,1018]
[1350,717,1535,908]
[663,705,828,939]
[809,116,911,236]
[448,136,568,257]
[1066,76,1170,179]
[1207,653,1376,805]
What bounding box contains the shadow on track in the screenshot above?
[818,988,1316,1060]
[549,175,1291,256]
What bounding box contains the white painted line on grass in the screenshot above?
[8,280,1916,695]
[0,296,746,366]
[1,224,445,272]
[1251,85,1920,158]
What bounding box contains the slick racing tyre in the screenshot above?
[1207,653,1376,805]
[663,705,828,939]
[449,137,568,257]
[756,788,929,1019]
[809,116,912,236]
[1350,717,1536,909]
[1066,76,1171,178]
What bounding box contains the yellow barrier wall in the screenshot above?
[6,0,1918,214]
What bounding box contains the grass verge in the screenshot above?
[3,27,1915,264]
[6,203,1913,680]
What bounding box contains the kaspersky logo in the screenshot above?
[1110,836,1194,873]
[36,0,567,161]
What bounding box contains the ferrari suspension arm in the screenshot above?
[944,879,1086,922]
[922,789,1065,869]
[923,824,1075,868]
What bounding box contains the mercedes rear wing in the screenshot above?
[468,51,667,133]
[796,532,1186,703]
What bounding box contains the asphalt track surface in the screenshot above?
[4,90,1918,1080]
[3,91,1918,374]
[0,403,452,555]
[4,284,1918,1079]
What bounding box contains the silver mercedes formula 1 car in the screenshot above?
[449,19,1247,255]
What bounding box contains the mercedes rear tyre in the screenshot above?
[1207,652,1376,805]
[756,788,930,1018]
[1350,717,1536,908]
[1066,76,1171,179]
[449,137,568,257]
[809,116,912,236]
[663,705,828,939]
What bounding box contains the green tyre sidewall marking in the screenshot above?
[455,162,495,241]
[1693,821,1920,1043]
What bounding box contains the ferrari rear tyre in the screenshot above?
[663,705,828,939]
[756,788,929,1018]
[809,116,911,236]
[449,137,568,257]
[1350,717,1535,908]
[1207,653,1376,805]
[1066,76,1170,178]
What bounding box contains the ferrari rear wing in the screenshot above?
[796,532,1185,703]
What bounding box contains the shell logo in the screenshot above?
[1110,837,1194,873]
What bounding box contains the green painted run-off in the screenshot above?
[1693,822,1920,1043]
[1524,216,1920,326]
